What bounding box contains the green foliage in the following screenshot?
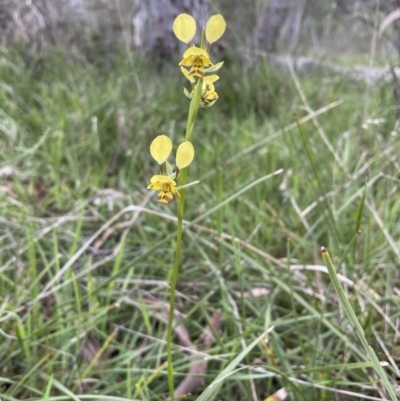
[1,47,400,400]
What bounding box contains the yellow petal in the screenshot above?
[147,182,162,190]
[205,14,226,44]
[170,185,180,196]
[204,82,215,92]
[176,141,194,169]
[180,66,195,83]
[204,90,218,101]
[182,46,210,59]
[150,175,176,185]
[179,55,195,67]
[158,191,174,203]
[189,61,205,77]
[173,14,196,43]
[203,75,219,84]
[150,135,172,164]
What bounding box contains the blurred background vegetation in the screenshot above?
[2,1,400,401]
[1,0,400,59]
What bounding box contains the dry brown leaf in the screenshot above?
[0,185,17,198]
[80,332,107,364]
[175,315,224,397]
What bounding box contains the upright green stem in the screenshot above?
[166,170,186,401]
[166,79,201,400]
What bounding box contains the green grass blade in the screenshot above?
[322,247,398,401]
[195,331,269,401]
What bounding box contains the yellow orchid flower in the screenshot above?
[148,137,195,203]
[179,46,213,77]
[181,66,219,102]
[202,75,219,101]
[147,175,180,204]
[174,14,225,105]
